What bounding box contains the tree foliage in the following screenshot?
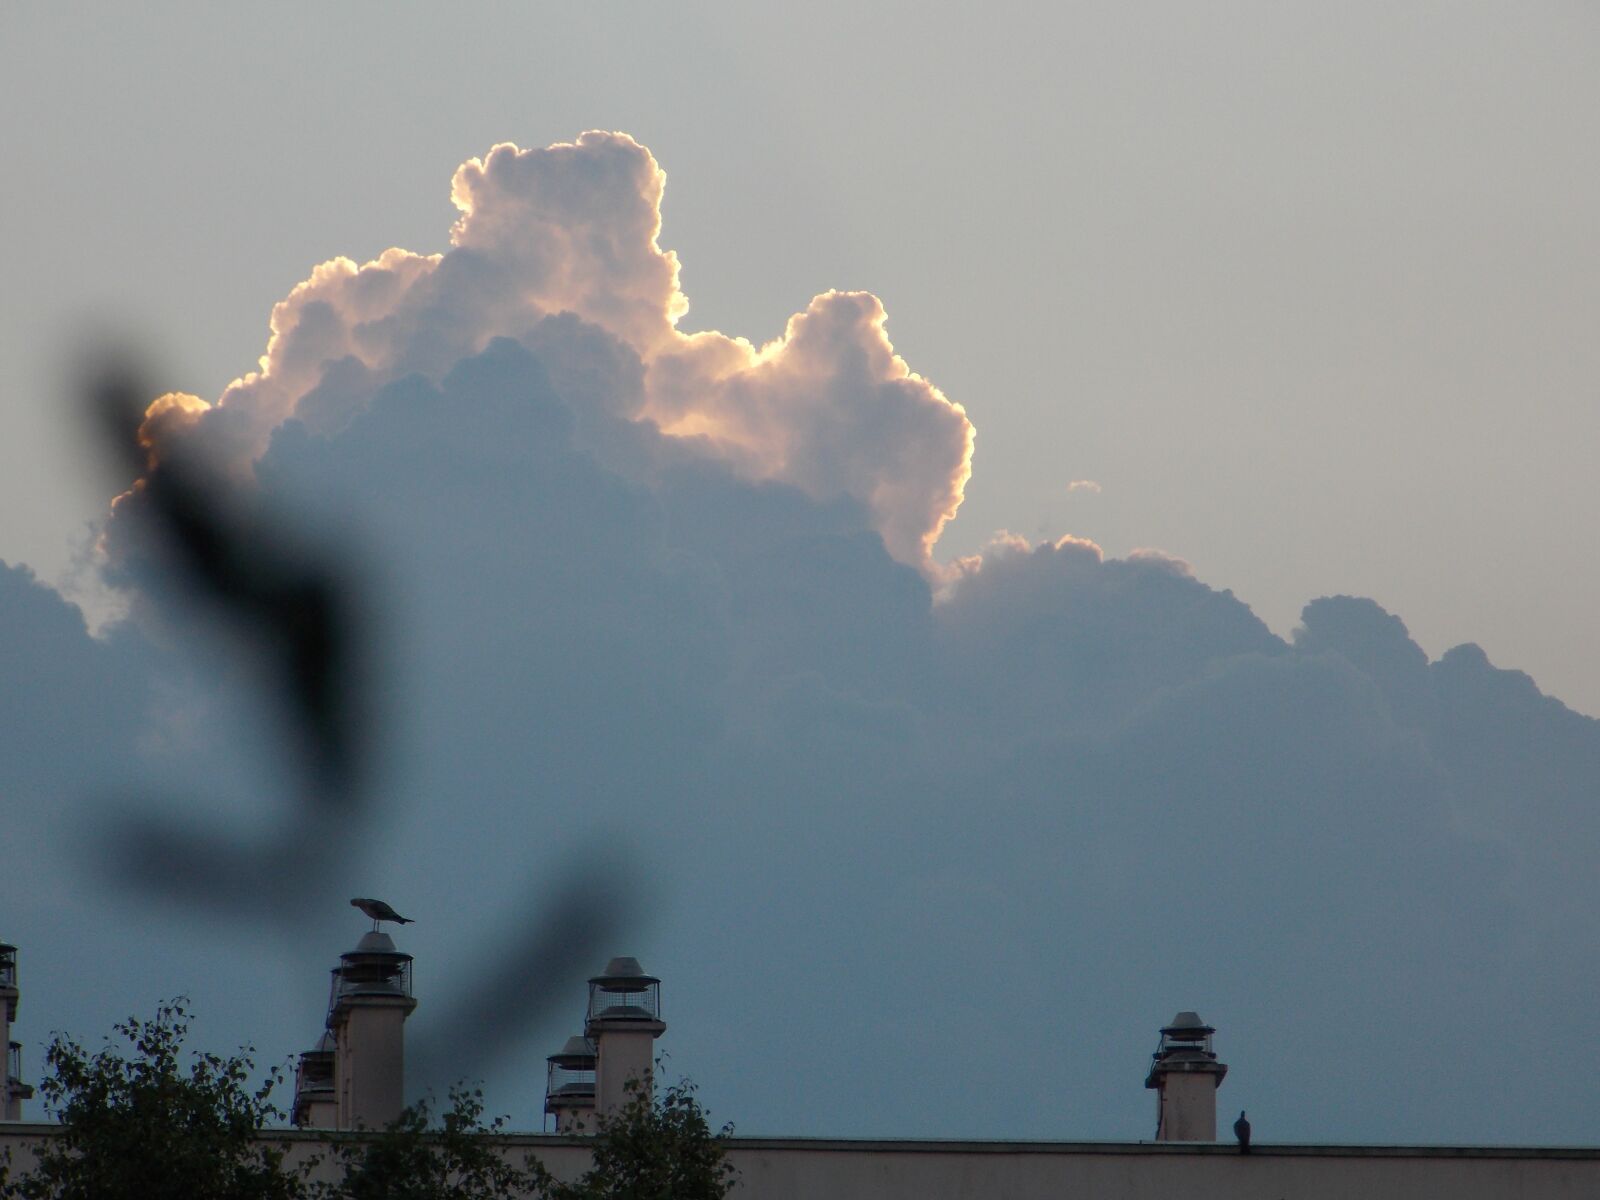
[1,1000,301,1200]
[1,1008,734,1200]
[549,1075,734,1200]
[313,1087,538,1200]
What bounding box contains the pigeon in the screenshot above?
[1234,1110,1251,1154]
[351,898,413,929]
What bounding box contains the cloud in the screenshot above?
[1066,478,1101,493]
[5,132,1600,1147]
[0,561,157,795]
[114,131,972,571]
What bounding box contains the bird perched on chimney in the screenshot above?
[1234,1110,1251,1154]
[351,897,413,929]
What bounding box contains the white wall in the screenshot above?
[5,1125,1600,1199]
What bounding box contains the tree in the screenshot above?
[1,1000,302,1200]
[2,1007,734,1200]
[549,1075,734,1200]
[314,1086,539,1200]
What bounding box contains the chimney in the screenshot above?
[544,1035,598,1132]
[1,942,34,1121]
[1144,1011,1227,1141]
[292,1031,338,1128]
[327,930,417,1129]
[585,957,665,1118]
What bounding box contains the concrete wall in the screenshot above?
[333,998,411,1130]
[717,1139,1600,1200]
[593,1028,655,1116]
[5,1125,1600,1198]
[1155,1070,1219,1141]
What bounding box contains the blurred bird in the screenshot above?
[352,897,413,929]
[1234,1110,1251,1154]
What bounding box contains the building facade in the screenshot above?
[6,934,1600,1197]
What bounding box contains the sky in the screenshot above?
[2,0,1600,1147]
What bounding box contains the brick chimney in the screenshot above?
[1144,1011,1227,1140]
[585,957,665,1118]
[1,942,34,1121]
[327,931,417,1129]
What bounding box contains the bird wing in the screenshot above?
[350,897,410,922]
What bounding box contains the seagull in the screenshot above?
[351,898,413,929]
[1234,1110,1251,1154]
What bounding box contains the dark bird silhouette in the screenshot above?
[1234,1110,1251,1153]
[352,898,413,928]
[86,361,372,922]
[82,354,635,1093]
[92,366,369,805]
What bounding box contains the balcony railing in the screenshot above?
[587,980,661,1024]
[325,956,414,1022]
[546,1061,597,1098]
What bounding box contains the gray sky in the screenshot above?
[3,0,1600,1147]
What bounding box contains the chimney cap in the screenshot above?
[548,1036,597,1067]
[1162,1011,1214,1038]
[341,930,413,965]
[590,957,659,987]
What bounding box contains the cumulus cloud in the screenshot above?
[5,131,1600,1148]
[114,130,971,571]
